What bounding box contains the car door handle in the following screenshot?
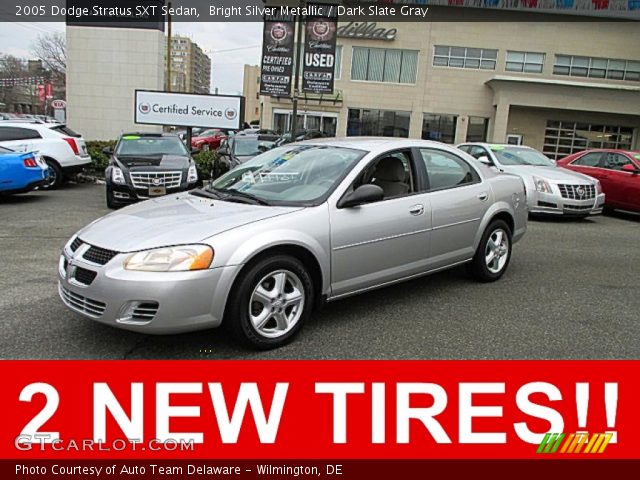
[477,192,489,201]
[409,204,425,216]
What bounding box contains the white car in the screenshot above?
[0,122,91,188]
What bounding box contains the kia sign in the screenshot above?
[134,90,244,129]
[51,99,66,109]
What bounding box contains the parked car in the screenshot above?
[216,134,275,170]
[0,145,49,195]
[0,122,91,189]
[191,129,228,151]
[237,128,279,141]
[0,112,20,120]
[59,138,527,349]
[557,149,640,214]
[458,143,604,217]
[274,129,329,147]
[103,133,199,209]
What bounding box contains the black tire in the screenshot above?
[106,188,117,209]
[42,159,63,190]
[467,219,512,282]
[225,255,314,350]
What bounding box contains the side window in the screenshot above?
[458,145,471,154]
[420,149,480,191]
[602,153,632,171]
[357,150,415,200]
[0,127,41,141]
[572,152,602,167]
[469,146,491,162]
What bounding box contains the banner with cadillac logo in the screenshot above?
[134,90,244,129]
[303,4,338,94]
[260,13,296,97]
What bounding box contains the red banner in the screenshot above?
[0,361,637,461]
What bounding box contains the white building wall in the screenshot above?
[66,26,165,140]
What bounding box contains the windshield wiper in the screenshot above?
[213,187,271,206]
[189,188,221,199]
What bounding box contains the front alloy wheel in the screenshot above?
[485,229,509,274]
[468,219,512,282]
[226,255,314,349]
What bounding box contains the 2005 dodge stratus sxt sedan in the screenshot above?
[59,138,527,349]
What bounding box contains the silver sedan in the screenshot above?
[457,143,605,217]
[59,138,527,349]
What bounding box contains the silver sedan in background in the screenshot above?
[59,138,527,349]
[457,143,605,217]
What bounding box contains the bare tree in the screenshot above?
[31,32,66,102]
[0,55,29,111]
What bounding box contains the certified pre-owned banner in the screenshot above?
[260,13,295,97]
[1,360,640,478]
[303,4,338,94]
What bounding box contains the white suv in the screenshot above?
[0,122,91,188]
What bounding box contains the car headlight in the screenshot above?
[124,245,213,272]
[595,179,602,194]
[111,167,125,185]
[533,176,552,194]
[187,165,198,183]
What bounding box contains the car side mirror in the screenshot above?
[621,163,639,174]
[102,147,113,155]
[477,155,492,165]
[338,184,385,209]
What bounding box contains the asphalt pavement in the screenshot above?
[1,183,638,359]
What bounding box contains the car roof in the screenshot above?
[295,136,461,153]
[460,142,535,149]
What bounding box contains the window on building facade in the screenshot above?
[334,45,342,80]
[465,116,489,142]
[433,46,497,70]
[347,108,411,137]
[553,55,640,81]
[505,51,544,73]
[421,114,458,143]
[351,47,418,84]
[543,120,634,160]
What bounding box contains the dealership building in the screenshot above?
[260,13,640,157]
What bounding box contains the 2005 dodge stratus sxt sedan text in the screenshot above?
[58,138,527,349]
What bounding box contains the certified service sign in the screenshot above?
[134,90,244,129]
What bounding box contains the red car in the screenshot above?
[191,129,227,151]
[557,149,640,213]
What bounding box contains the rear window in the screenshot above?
[0,126,41,141]
[49,125,81,138]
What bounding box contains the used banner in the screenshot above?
[260,13,295,97]
[302,4,339,94]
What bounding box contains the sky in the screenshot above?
[0,22,262,95]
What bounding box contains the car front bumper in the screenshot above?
[57,244,242,334]
[528,191,605,217]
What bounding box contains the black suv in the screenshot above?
[104,133,199,208]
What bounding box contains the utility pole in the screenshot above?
[290,0,304,140]
[166,2,172,92]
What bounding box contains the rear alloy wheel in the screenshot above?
[467,220,512,282]
[226,255,313,349]
[42,159,63,190]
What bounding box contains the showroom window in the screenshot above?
[421,114,457,143]
[347,108,411,137]
[433,46,497,70]
[505,51,545,73]
[553,55,640,81]
[351,47,418,84]
[465,116,489,142]
[543,120,634,160]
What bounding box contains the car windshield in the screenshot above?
[115,136,188,157]
[491,147,555,167]
[233,137,274,156]
[208,145,366,205]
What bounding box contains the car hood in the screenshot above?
[500,165,595,183]
[78,193,303,252]
[115,155,191,169]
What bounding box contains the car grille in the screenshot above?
[70,237,82,252]
[130,171,182,189]
[558,184,596,200]
[59,285,106,317]
[82,245,119,265]
[564,205,593,212]
[131,302,159,322]
[73,267,97,286]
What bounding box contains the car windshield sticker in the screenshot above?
[122,135,141,140]
[242,172,256,184]
[489,145,505,151]
[634,154,640,161]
